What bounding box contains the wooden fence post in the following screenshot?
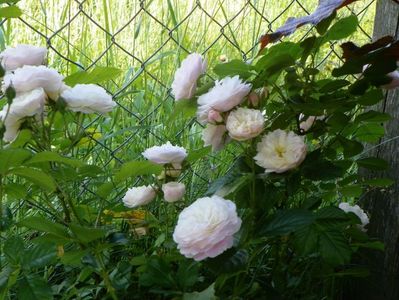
[351,1,399,299]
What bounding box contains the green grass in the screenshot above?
[0,0,377,204]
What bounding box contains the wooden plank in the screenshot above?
[349,0,399,299]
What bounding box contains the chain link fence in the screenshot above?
[2,0,377,205]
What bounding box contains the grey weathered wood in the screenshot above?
[354,0,399,299]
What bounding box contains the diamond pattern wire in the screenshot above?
[3,0,376,205]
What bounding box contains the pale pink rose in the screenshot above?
[162,182,186,202]
[171,53,206,101]
[197,76,251,124]
[61,84,116,114]
[0,44,47,71]
[173,195,241,261]
[226,108,264,141]
[142,142,187,165]
[254,129,307,173]
[122,185,156,208]
[339,202,369,231]
[202,124,229,152]
[2,65,66,99]
[0,88,46,142]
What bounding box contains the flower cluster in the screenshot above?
[172,53,308,174]
[0,44,116,142]
[122,142,188,208]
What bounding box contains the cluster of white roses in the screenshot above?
[121,141,242,261]
[0,44,116,142]
[122,142,188,208]
[172,53,308,173]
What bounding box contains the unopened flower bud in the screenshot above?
[207,109,223,123]
[248,91,259,107]
[5,84,16,105]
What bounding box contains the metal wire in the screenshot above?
[4,0,376,205]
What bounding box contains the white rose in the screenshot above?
[299,114,325,132]
[0,88,46,142]
[171,53,206,101]
[122,185,156,208]
[142,142,187,165]
[3,65,66,99]
[382,70,399,90]
[0,44,47,71]
[226,108,264,141]
[162,182,186,202]
[363,64,399,90]
[254,129,307,173]
[339,202,369,231]
[61,84,116,114]
[202,124,229,152]
[173,195,242,261]
[197,76,251,124]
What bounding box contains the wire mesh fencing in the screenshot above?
[1,0,377,205]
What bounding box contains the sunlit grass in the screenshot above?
[0,0,377,203]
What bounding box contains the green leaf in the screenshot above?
[22,243,57,269]
[354,123,384,142]
[9,129,32,148]
[214,59,254,79]
[25,151,84,167]
[337,136,363,158]
[60,250,88,266]
[357,157,389,170]
[363,178,394,187]
[357,89,384,106]
[9,167,56,191]
[205,248,248,274]
[4,183,27,200]
[176,260,199,290]
[355,110,391,123]
[318,79,350,93]
[169,99,197,122]
[114,160,163,182]
[0,148,32,174]
[324,15,358,42]
[183,283,217,300]
[17,275,53,300]
[96,182,114,198]
[18,216,69,238]
[294,224,319,255]
[139,256,175,288]
[262,210,314,236]
[0,6,22,18]
[319,229,352,265]
[64,66,122,87]
[316,11,336,35]
[4,236,24,265]
[339,185,363,198]
[256,42,303,71]
[69,223,106,243]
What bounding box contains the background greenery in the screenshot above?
[0,0,382,296]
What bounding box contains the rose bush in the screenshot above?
[0,8,397,300]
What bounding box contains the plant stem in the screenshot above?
[96,252,118,300]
